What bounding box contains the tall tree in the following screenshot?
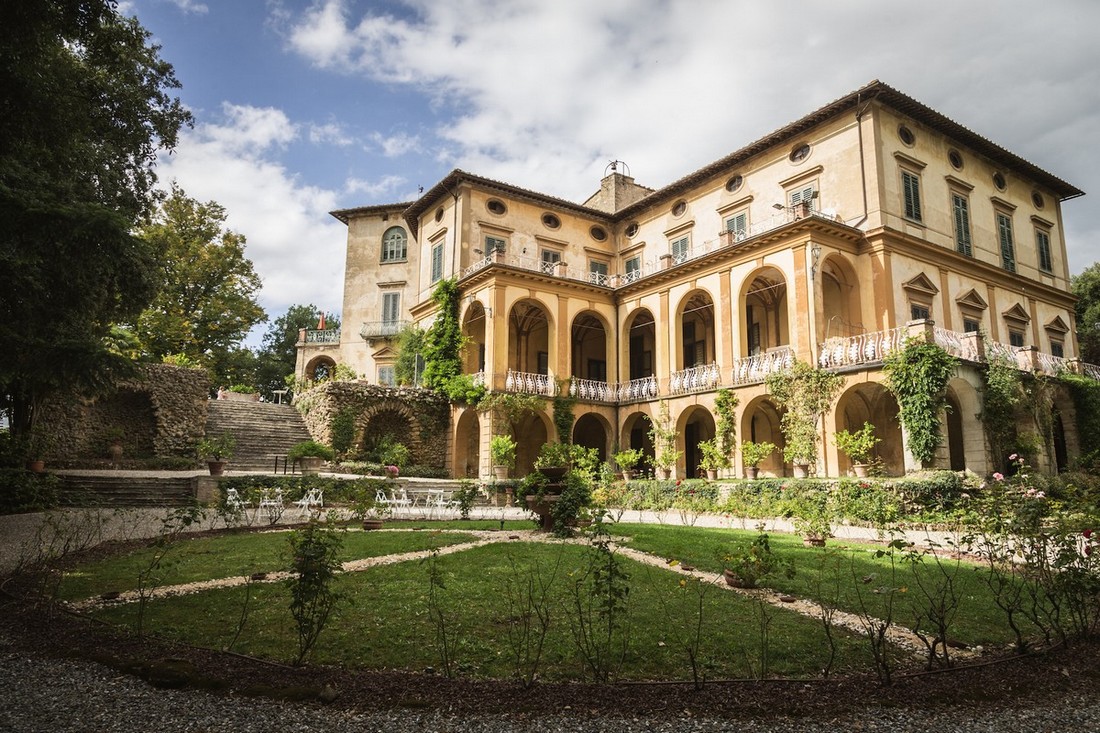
[1072,263,1100,365]
[255,304,340,399]
[0,1,191,448]
[134,185,266,380]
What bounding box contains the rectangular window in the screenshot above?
[789,184,817,209]
[1036,229,1053,273]
[536,351,549,376]
[430,241,444,283]
[1050,341,1064,358]
[997,212,1016,273]
[952,194,972,256]
[624,255,641,282]
[378,366,396,386]
[588,260,609,285]
[484,235,506,254]
[382,292,400,326]
[902,170,923,222]
[670,235,690,263]
[910,304,931,321]
[1009,330,1025,348]
[963,318,981,334]
[539,249,561,275]
[724,211,748,240]
[382,229,407,262]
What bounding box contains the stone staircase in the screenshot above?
[205,400,313,472]
[57,473,198,507]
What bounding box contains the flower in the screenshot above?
[993,472,1004,481]
[1084,529,1093,539]
[1009,453,1018,461]
[385,465,399,477]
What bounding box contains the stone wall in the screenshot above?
[294,381,450,468]
[39,364,210,460]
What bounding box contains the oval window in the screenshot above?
[789,143,811,163]
[487,199,506,215]
[725,175,743,193]
[948,149,964,170]
[625,222,639,238]
[541,212,561,229]
[590,225,607,241]
[898,125,915,146]
[993,172,1007,191]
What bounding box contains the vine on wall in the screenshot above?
[552,393,576,444]
[978,355,1022,472]
[1059,373,1100,459]
[765,360,844,467]
[420,278,463,392]
[882,339,957,467]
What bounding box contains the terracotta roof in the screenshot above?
[329,202,414,225]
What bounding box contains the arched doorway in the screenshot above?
[675,290,716,371]
[571,311,610,383]
[741,397,785,477]
[621,411,656,476]
[833,382,904,476]
[622,309,656,382]
[514,410,551,477]
[305,356,336,382]
[820,255,863,339]
[678,406,716,478]
[573,412,611,462]
[461,301,487,377]
[741,268,789,356]
[454,408,481,478]
[508,300,552,376]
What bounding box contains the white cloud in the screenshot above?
[346,175,407,198]
[309,122,355,146]
[369,131,420,157]
[156,104,347,338]
[163,0,208,14]
[286,0,1100,273]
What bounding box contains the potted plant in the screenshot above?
[717,526,794,589]
[766,361,843,479]
[791,489,833,546]
[698,438,729,480]
[534,442,572,480]
[197,433,236,476]
[288,440,335,476]
[649,401,681,480]
[490,434,517,480]
[613,447,643,480]
[834,422,879,477]
[740,440,776,479]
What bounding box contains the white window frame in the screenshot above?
[623,255,641,283]
[382,291,400,326]
[430,240,444,283]
[670,235,690,263]
[724,210,749,240]
[377,365,396,386]
[539,248,561,274]
[381,227,407,262]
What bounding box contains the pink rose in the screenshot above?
[993,472,1004,481]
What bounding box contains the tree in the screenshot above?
[133,186,266,382]
[0,2,191,449]
[1072,263,1100,365]
[255,304,340,399]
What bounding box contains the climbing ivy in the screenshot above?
[765,360,844,466]
[420,279,463,393]
[552,393,576,444]
[882,339,957,467]
[979,355,1022,471]
[1059,372,1100,458]
[714,388,739,458]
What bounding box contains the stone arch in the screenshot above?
[571,310,611,382]
[621,410,656,475]
[676,405,716,478]
[740,396,786,477]
[944,376,986,475]
[573,411,612,462]
[461,300,487,375]
[305,355,337,382]
[739,266,789,356]
[819,254,863,339]
[833,382,904,476]
[621,308,656,381]
[507,299,553,375]
[358,400,423,463]
[453,407,481,478]
[674,289,717,371]
[84,388,157,458]
[514,409,553,477]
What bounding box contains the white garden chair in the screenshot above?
[294,487,323,513]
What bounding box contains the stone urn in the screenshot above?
[299,456,324,476]
[744,466,759,480]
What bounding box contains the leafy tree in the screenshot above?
[0,1,190,448]
[421,279,463,392]
[133,186,266,381]
[1072,262,1100,365]
[254,304,340,399]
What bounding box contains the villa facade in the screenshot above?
[296,80,1092,480]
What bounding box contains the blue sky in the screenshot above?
[121,0,1100,344]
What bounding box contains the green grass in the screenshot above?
[58,529,481,600]
[91,540,870,681]
[609,523,1029,646]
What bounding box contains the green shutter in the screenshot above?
[997,213,1015,272]
[1036,230,1052,272]
[953,195,971,256]
[903,171,922,221]
[431,242,444,282]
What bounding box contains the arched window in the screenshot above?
[382,227,407,262]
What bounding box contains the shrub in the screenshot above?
[288,441,335,462]
[0,469,60,514]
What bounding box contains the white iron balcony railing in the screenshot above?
[818,327,907,369]
[569,377,616,402]
[361,320,409,340]
[1083,362,1100,381]
[470,371,485,387]
[617,375,659,404]
[305,328,341,344]
[730,347,795,386]
[668,362,722,395]
[504,369,557,396]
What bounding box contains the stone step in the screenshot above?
[57,474,197,508]
[205,400,313,471]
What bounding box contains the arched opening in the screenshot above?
[454,408,481,478]
[360,407,418,463]
[86,389,156,458]
[741,397,785,477]
[741,268,789,356]
[945,389,966,472]
[621,411,656,476]
[514,410,551,477]
[508,300,552,376]
[573,412,611,462]
[623,309,656,382]
[571,311,610,383]
[1053,410,1068,473]
[305,356,336,382]
[820,255,862,340]
[833,383,904,476]
[676,290,716,370]
[678,406,716,478]
[461,301,487,376]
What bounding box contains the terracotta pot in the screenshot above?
[537,466,568,481]
[25,459,45,473]
[744,466,759,480]
[362,518,384,531]
[852,463,869,478]
[621,469,634,481]
[792,463,810,478]
[723,569,752,588]
[803,536,827,547]
[493,465,509,480]
[657,468,672,481]
[107,443,123,462]
[706,469,718,480]
[207,460,227,476]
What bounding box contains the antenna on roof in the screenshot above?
[604,159,630,177]
[418,185,424,194]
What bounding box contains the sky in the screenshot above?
[120,0,1100,346]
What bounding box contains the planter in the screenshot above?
[744,466,759,480]
[657,468,672,480]
[493,465,509,480]
[299,456,324,476]
[803,535,827,547]
[224,391,260,402]
[537,466,569,481]
[25,459,45,473]
[792,463,810,479]
[852,463,870,478]
[207,460,227,476]
[525,493,560,532]
[621,469,634,481]
[107,443,123,462]
[362,518,384,531]
[723,569,752,588]
[705,469,718,480]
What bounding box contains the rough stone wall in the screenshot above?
[38,364,209,460]
[295,381,450,468]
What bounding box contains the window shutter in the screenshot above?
[953,195,972,256]
[725,212,748,238]
[997,213,1015,272]
[431,242,444,281]
[1036,230,1052,272]
[671,236,689,261]
[383,292,400,324]
[902,171,922,221]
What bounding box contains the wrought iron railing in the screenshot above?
[668,363,722,395]
[818,327,907,368]
[729,347,795,386]
[569,377,616,402]
[504,369,556,396]
[617,376,659,403]
[305,329,341,344]
[360,320,409,339]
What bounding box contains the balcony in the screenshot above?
[360,320,409,340]
[730,347,795,386]
[569,377,616,403]
[669,363,722,396]
[305,328,341,344]
[504,369,556,396]
[818,327,908,369]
